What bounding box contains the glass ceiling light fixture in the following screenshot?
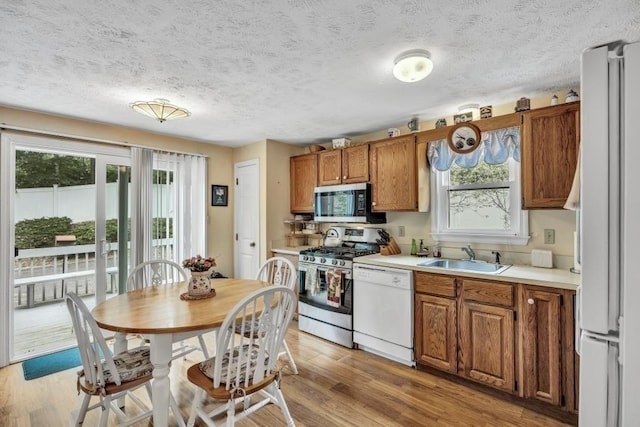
[392,49,433,83]
[129,98,191,123]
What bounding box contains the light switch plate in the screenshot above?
[544,229,555,244]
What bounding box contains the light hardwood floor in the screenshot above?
[0,323,575,426]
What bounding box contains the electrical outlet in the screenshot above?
[398,226,405,237]
[544,229,555,244]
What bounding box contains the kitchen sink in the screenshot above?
[417,258,511,274]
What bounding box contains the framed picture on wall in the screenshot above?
[212,185,228,206]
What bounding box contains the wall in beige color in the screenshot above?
[0,106,235,275]
[321,94,578,267]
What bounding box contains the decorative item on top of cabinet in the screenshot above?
[369,134,417,211]
[521,102,580,209]
[317,144,369,186]
[290,153,318,213]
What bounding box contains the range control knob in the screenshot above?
[320,257,326,264]
[339,260,346,266]
[301,256,307,261]
[309,256,315,262]
[331,259,338,265]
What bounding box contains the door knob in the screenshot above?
[250,242,256,247]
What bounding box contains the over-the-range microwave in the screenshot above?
[313,182,386,223]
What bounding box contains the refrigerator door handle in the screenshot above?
[575,286,582,355]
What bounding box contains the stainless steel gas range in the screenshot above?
[297,227,380,348]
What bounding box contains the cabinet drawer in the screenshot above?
[415,272,456,298]
[462,279,514,307]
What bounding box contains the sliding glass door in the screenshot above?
[1,133,130,361]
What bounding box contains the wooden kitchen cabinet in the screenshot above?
[458,278,516,393]
[415,293,457,373]
[369,135,417,211]
[317,150,342,186]
[414,272,515,390]
[519,285,578,413]
[317,144,370,186]
[290,153,317,213]
[521,102,580,209]
[415,271,577,415]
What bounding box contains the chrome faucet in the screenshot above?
[461,245,476,260]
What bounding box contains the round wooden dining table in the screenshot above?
[92,278,268,427]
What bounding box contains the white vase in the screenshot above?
[188,271,212,295]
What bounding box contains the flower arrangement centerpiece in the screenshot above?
[182,255,217,298]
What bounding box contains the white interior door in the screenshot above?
[234,159,259,279]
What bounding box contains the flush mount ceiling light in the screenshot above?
[392,49,433,83]
[129,98,191,123]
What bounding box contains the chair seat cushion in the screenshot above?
[234,319,264,338]
[103,346,153,384]
[199,344,269,385]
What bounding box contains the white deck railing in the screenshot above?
[13,239,174,308]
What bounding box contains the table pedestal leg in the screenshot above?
[150,334,172,427]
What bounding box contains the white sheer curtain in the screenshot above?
[130,148,207,268]
[130,147,153,268]
[154,151,207,264]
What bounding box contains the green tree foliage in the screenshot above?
[15,151,120,188]
[449,162,511,228]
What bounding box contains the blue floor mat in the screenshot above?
[22,347,82,380]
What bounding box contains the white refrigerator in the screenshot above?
[579,41,640,426]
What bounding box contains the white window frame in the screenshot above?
[431,158,529,245]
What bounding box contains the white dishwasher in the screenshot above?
[353,264,414,366]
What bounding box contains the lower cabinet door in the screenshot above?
[415,293,457,373]
[459,301,515,392]
[521,288,563,405]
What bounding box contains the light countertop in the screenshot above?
[271,246,312,256]
[354,254,580,291]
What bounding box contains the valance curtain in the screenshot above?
[428,126,520,171]
[130,147,207,267]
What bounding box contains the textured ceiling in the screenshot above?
[1,1,639,147]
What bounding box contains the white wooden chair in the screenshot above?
[127,259,210,360]
[255,257,299,374]
[186,286,297,427]
[65,291,184,427]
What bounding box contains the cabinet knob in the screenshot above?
[343,175,347,179]
[372,202,377,206]
[336,176,339,180]
[527,298,534,305]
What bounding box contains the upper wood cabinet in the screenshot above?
[342,144,369,184]
[521,102,580,209]
[369,135,417,211]
[290,153,317,213]
[317,144,369,186]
